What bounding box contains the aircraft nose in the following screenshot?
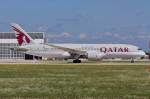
[140,51,146,56]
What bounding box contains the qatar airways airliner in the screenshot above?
[11,23,146,63]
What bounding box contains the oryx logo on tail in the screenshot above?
[12,25,30,46]
[11,23,35,46]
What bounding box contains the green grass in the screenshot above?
[0,63,149,98]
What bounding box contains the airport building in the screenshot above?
[0,32,44,59]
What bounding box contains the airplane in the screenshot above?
[11,23,146,63]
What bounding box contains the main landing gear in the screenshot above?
[73,59,81,63]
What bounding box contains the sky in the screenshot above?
[0,0,150,51]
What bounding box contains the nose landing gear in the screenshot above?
[131,58,134,63]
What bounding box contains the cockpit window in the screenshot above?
[138,48,142,50]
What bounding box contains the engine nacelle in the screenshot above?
[87,51,105,59]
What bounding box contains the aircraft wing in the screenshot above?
[46,44,86,55]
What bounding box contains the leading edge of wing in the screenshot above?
[45,44,86,54]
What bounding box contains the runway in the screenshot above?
[0,59,149,66]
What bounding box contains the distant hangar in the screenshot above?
[0,32,44,60]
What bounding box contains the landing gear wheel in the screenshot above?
[131,59,134,63]
[73,59,81,63]
[78,60,81,63]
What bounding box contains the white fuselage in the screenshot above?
[19,43,146,60]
